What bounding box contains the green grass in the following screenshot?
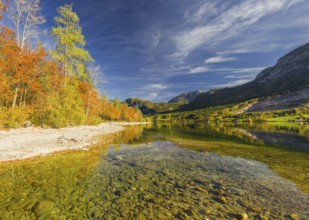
[267,114,309,122]
[151,98,309,123]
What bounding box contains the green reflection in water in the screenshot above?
[0,123,308,219]
[139,122,309,193]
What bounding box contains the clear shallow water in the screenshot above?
[0,123,308,219]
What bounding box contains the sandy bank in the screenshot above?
[0,122,149,163]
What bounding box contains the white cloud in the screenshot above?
[205,56,237,64]
[189,66,210,74]
[213,79,252,88]
[217,67,265,74]
[152,31,161,47]
[144,92,159,100]
[216,49,253,55]
[185,1,219,23]
[215,66,265,83]
[148,83,169,90]
[283,0,305,15]
[132,83,170,101]
[174,0,291,59]
[225,74,253,79]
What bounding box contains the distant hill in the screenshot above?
[124,98,182,115]
[124,98,157,115]
[168,90,206,104]
[184,42,309,110]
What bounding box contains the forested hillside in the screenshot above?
[0,1,142,128]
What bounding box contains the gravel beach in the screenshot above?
[0,122,148,162]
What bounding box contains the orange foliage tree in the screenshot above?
[0,27,46,108]
[78,81,103,124]
[0,24,143,127]
[0,27,19,107]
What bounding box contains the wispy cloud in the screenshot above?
[147,83,169,90]
[217,67,265,74]
[283,0,304,15]
[218,67,264,83]
[38,0,308,102]
[184,1,220,23]
[173,0,291,60]
[143,92,159,101]
[189,66,210,74]
[151,31,161,47]
[205,56,237,64]
[213,79,252,89]
[212,66,266,89]
[133,83,170,101]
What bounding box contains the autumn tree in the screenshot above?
[13,45,45,107]
[0,3,143,127]
[50,4,93,86]
[0,27,21,108]
[83,64,101,121]
[0,25,47,109]
[6,0,45,48]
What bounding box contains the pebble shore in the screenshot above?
[0,122,148,162]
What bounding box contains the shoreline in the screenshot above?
[0,122,149,163]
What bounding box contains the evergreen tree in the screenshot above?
[50,4,93,86]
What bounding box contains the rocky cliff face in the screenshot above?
[168,90,206,104]
[184,43,309,110]
[255,42,309,93]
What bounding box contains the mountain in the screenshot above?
[168,90,206,104]
[184,42,309,110]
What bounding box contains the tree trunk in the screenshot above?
[64,45,68,87]
[64,63,67,87]
[23,89,27,106]
[86,85,91,121]
[12,86,19,108]
[19,89,23,106]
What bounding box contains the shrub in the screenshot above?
[0,107,31,128]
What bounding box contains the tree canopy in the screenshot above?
[50,4,93,86]
[0,2,143,128]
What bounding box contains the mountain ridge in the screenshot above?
[183,42,309,110]
[168,90,206,104]
[126,42,309,115]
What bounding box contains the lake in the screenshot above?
[0,122,308,219]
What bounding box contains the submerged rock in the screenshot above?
[290,214,299,220]
[152,197,164,204]
[218,189,225,195]
[217,196,227,204]
[258,214,269,220]
[236,212,248,220]
[33,200,55,216]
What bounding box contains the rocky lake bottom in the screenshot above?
[91,142,309,220]
[0,123,308,219]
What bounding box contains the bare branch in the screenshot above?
[6,0,45,48]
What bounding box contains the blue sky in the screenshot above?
[4,0,309,102]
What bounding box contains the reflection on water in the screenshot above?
[140,122,309,193]
[0,122,308,219]
[146,122,309,151]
